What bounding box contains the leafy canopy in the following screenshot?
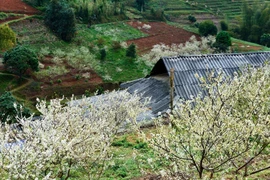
[198,20,217,37]
[0,24,16,51]
[0,92,31,124]
[44,0,76,42]
[260,33,270,47]
[214,31,232,52]
[3,46,39,78]
[126,43,137,58]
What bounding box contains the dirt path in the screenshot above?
[0,15,35,25]
[10,78,33,93]
[0,0,40,14]
[0,72,33,92]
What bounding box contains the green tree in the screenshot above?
[198,20,217,37]
[0,92,31,124]
[0,24,16,51]
[100,48,106,61]
[214,31,231,52]
[188,15,196,23]
[220,20,228,31]
[248,25,261,43]
[3,46,39,79]
[136,0,146,12]
[112,0,120,15]
[44,0,76,42]
[239,3,270,44]
[126,43,136,58]
[260,33,270,47]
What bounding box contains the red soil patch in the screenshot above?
[24,56,105,99]
[0,0,39,15]
[126,21,200,53]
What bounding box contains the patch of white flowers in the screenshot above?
[39,47,50,57]
[142,24,151,30]
[103,74,113,81]
[116,67,123,72]
[82,72,91,79]
[35,66,69,79]
[140,65,270,179]
[142,35,217,65]
[0,90,146,179]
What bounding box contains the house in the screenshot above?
[120,52,270,116]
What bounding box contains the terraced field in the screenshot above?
[150,0,270,26]
[189,0,270,19]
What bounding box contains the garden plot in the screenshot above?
[126,21,200,54]
[0,0,39,14]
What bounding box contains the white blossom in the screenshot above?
[0,91,146,179]
[138,65,270,179]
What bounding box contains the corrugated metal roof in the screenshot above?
[121,77,171,114]
[159,52,270,100]
[122,52,270,114]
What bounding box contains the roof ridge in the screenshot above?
[161,51,270,59]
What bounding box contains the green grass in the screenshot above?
[167,21,199,34]
[0,73,17,95]
[0,12,24,20]
[9,19,151,83]
[231,38,270,52]
[69,127,270,179]
[88,22,148,41]
[69,132,165,180]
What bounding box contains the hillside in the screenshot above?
[0,0,270,179]
[149,0,270,26]
[0,0,269,109]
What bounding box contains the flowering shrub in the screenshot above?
[0,91,146,179]
[142,24,151,30]
[35,66,68,79]
[142,35,217,65]
[103,74,113,81]
[139,65,270,179]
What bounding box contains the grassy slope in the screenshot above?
[1,1,269,179]
[0,73,17,95]
[8,20,151,83]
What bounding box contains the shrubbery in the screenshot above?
[188,15,196,23]
[220,20,228,31]
[3,46,39,78]
[126,43,137,58]
[100,48,106,61]
[198,20,217,37]
[260,33,270,47]
[0,92,31,124]
[142,35,217,64]
[0,24,16,51]
[213,31,231,52]
[44,0,76,42]
[149,8,165,21]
